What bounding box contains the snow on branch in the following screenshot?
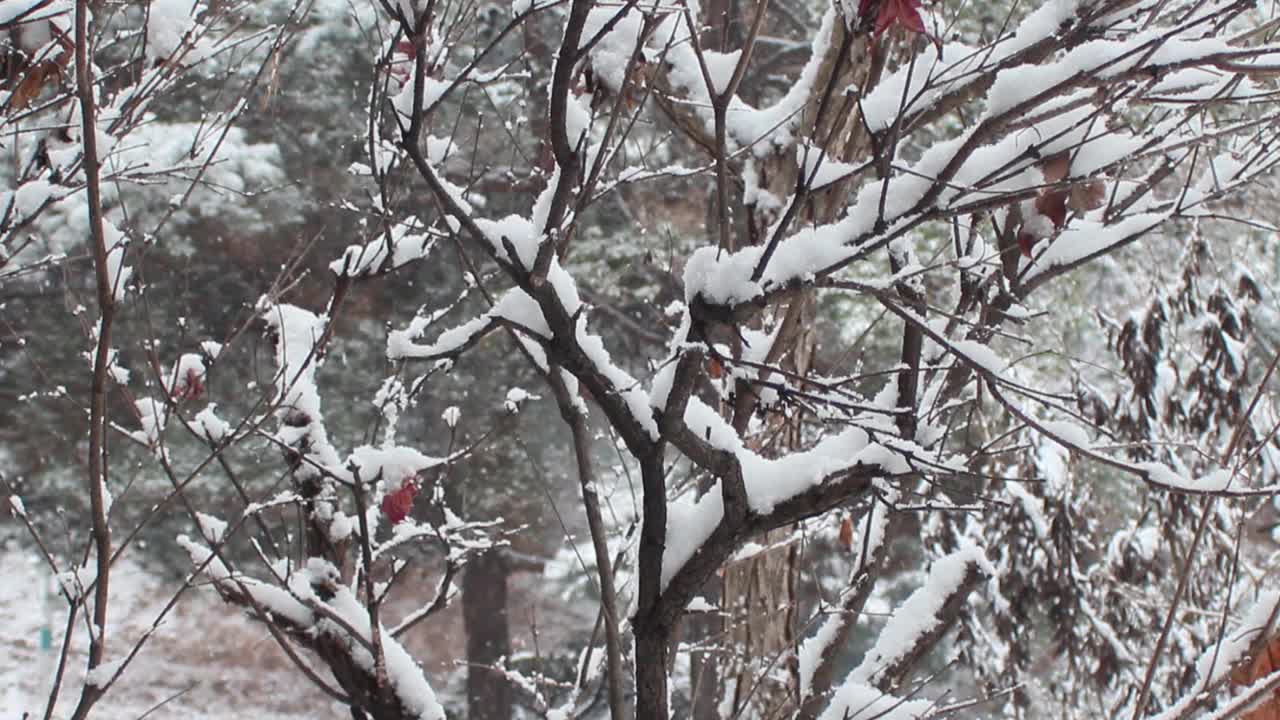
[674,9,1280,316]
[260,301,342,481]
[331,222,441,278]
[799,495,893,708]
[816,681,934,720]
[177,541,447,720]
[845,543,992,691]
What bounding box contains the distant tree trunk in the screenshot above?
[702,17,881,716]
[720,529,800,718]
[702,0,743,52]
[689,578,723,719]
[463,550,511,720]
[718,294,814,719]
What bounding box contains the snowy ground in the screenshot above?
[0,540,345,720]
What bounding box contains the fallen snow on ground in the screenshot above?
[0,540,345,720]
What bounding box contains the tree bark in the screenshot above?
[720,529,799,717]
[635,615,672,720]
[709,19,881,718]
[463,550,512,720]
[688,578,723,719]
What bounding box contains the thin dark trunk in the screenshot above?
[463,550,511,720]
[689,579,722,719]
[635,618,670,720]
[636,453,671,720]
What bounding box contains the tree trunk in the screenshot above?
[463,550,512,720]
[635,616,671,720]
[720,530,799,718]
[689,578,723,719]
[653,15,886,717]
[710,21,883,717]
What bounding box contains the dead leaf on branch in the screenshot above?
[1017,151,1109,257]
[2,23,73,113]
[1232,633,1280,720]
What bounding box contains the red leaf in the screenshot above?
[380,478,419,524]
[1017,231,1039,258]
[838,515,854,551]
[389,40,418,84]
[874,0,927,36]
[171,367,204,403]
[706,356,724,379]
[1035,189,1069,230]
